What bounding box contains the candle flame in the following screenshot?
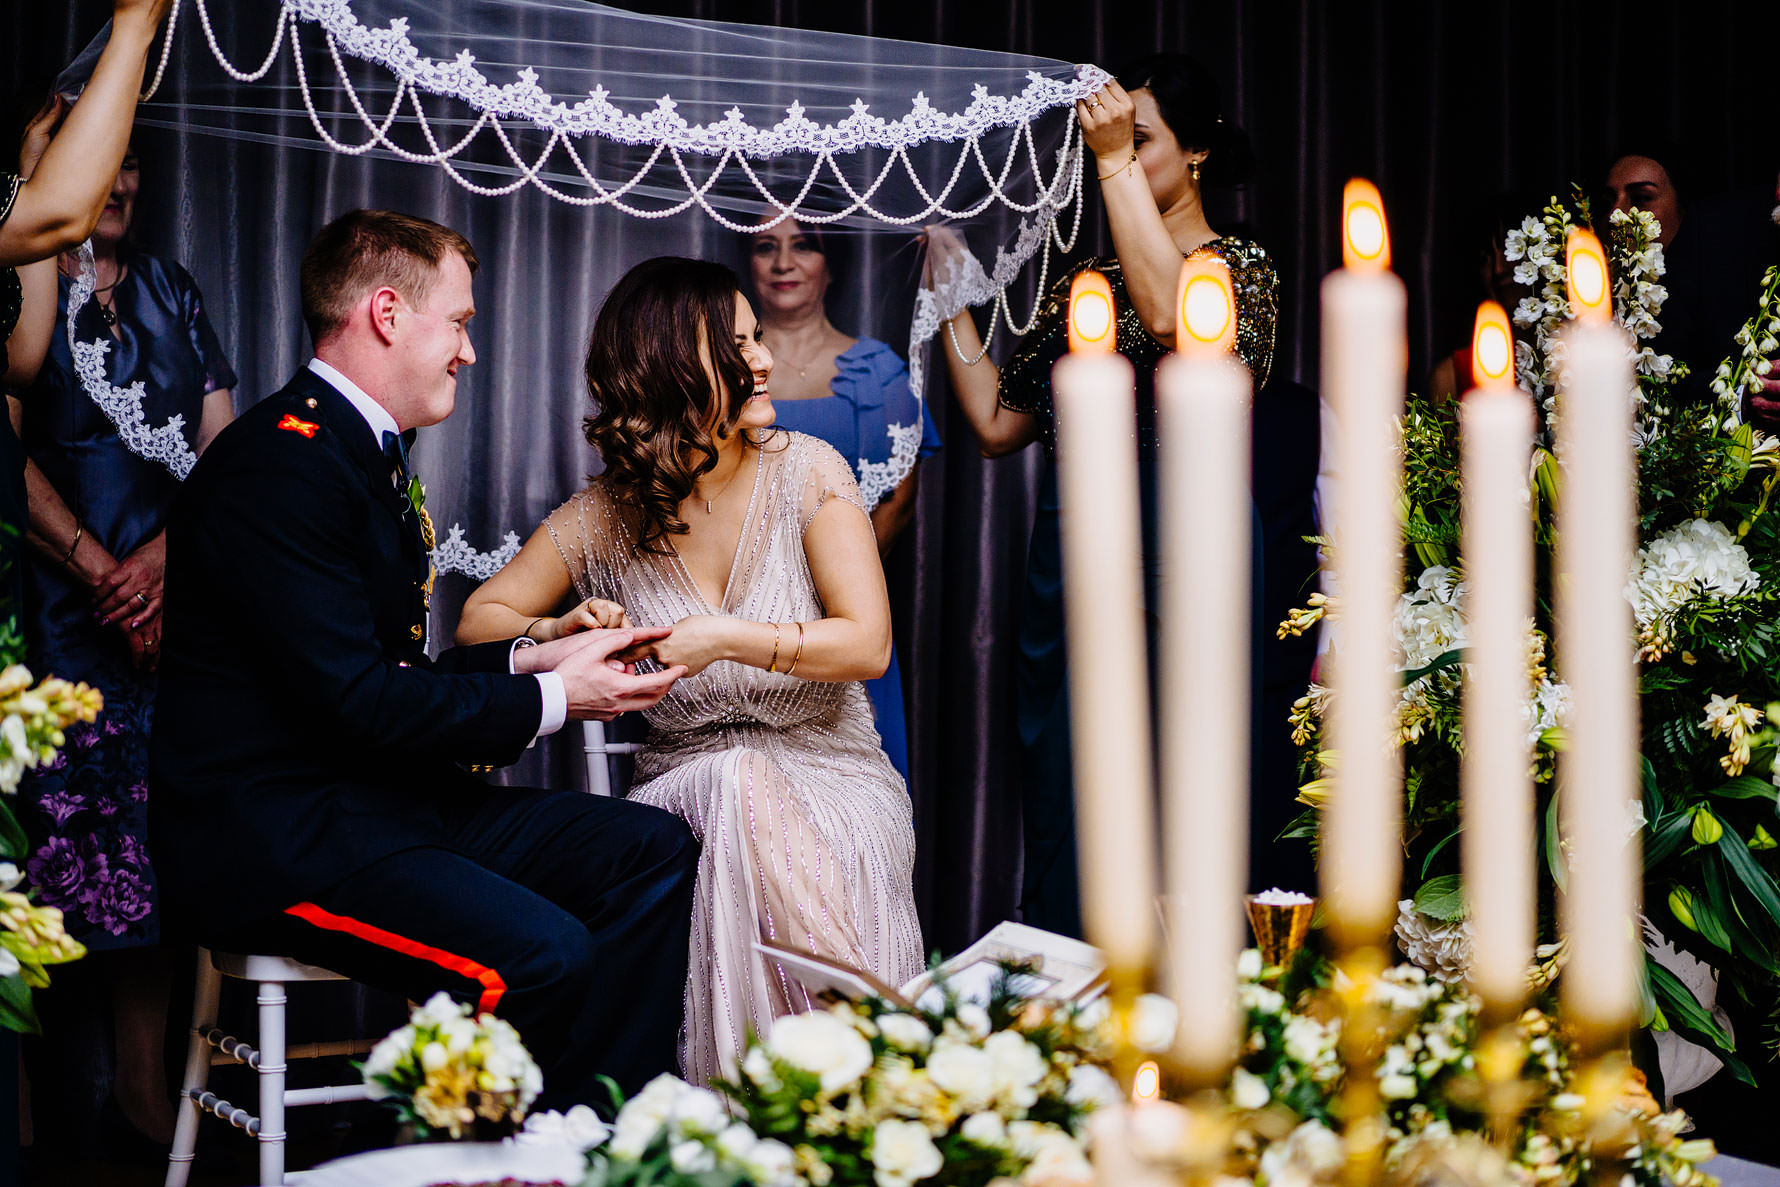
[1176,256,1236,353]
[1471,301,1515,388]
[1341,178,1391,270]
[1131,1060,1162,1104]
[1565,229,1611,323]
[1067,270,1117,354]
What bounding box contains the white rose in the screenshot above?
[925,1038,995,1109]
[877,1012,934,1053]
[872,1118,943,1187]
[743,1045,779,1087]
[671,1138,718,1173]
[1230,1068,1270,1110]
[956,1003,992,1039]
[0,863,19,892]
[747,1138,798,1186]
[1063,1064,1121,1110]
[413,992,467,1029]
[361,1030,409,1084]
[1022,1131,1092,1187]
[714,1123,758,1162]
[1130,994,1178,1053]
[767,1010,875,1094]
[670,1086,731,1138]
[518,1105,611,1151]
[961,1111,1009,1148]
[1236,949,1262,980]
[982,1031,1047,1107]
[419,1041,449,1072]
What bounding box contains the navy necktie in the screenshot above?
[380,429,411,483]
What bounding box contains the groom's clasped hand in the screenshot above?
[512,625,688,721]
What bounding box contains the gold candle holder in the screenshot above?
[1331,944,1389,1187]
[1245,893,1316,973]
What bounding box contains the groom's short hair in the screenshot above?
[300,209,479,345]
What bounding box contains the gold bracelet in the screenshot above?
[61,523,83,567]
[786,621,805,677]
[767,622,782,673]
[1096,150,1137,182]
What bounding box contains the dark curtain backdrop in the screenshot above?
[7,0,1780,957]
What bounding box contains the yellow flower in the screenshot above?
[1277,593,1328,640]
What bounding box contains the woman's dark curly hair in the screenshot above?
[583,256,760,553]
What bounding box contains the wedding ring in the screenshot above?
[134,592,149,607]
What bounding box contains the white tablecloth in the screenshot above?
[290,1138,586,1187]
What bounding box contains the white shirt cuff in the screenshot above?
[507,639,569,742]
[534,673,568,739]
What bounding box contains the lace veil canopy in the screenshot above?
[56,0,1103,573]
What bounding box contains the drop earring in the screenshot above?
[1190,158,1202,183]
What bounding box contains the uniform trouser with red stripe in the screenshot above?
[215,786,698,1109]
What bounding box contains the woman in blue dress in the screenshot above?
[745,221,941,782]
[8,140,235,1148]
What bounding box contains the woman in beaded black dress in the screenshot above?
[929,54,1277,935]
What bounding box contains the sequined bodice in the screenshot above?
[546,431,867,735]
[997,240,1279,451]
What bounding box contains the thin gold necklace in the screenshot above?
[698,445,751,514]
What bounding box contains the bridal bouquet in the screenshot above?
[0,662,102,1032]
[1282,193,1780,1085]
[583,969,1117,1187]
[361,991,543,1140]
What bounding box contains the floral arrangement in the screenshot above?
[583,969,1118,1187]
[0,663,102,1032]
[556,953,1716,1187]
[361,991,543,1140]
[1281,192,1780,1086]
[1185,953,1717,1187]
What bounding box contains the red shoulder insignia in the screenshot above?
[278,414,319,438]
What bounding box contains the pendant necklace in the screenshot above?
[700,449,748,514]
[92,262,127,327]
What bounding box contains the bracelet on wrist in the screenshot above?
[1096,150,1137,182]
[767,622,783,673]
[61,523,84,568]
[523,616,546,641]
[786,622,805,678]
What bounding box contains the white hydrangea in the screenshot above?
[1392,902,1471,986]
[982,1031,1048,1109]
[1626,518,1759,628]
[926,1037,995,1109]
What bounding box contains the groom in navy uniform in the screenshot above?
[151,209,697,1104]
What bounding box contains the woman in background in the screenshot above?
[929,53,1278,933]
[10,135,235,1152]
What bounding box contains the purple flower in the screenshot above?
[73,730,100,751]
[37,791,86,828]
[102,720,123,737]
[43,752,67,772]
[26,836,105,914]
[77,866,153,936]
[128,781,149,804]
[115,834,151,869]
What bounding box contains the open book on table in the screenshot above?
[757,922,1106,1013]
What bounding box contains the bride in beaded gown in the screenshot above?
[459,256,921,1085]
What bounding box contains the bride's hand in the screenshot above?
[621,614,732,678]
[540,598,632,640]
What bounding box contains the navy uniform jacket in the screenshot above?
[150,368,542,937]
